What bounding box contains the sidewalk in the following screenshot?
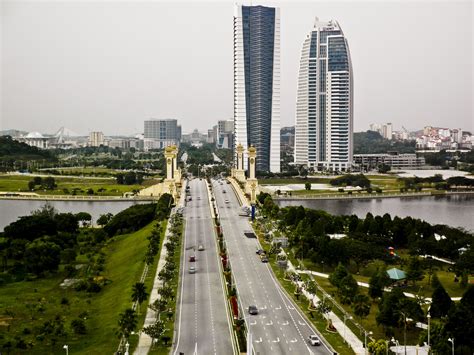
[283,255,366,354]
[134,183,186,355]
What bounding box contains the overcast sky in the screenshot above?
[1,0,472,136]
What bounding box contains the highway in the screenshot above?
[213,179,333,355]
[173,179,234,355]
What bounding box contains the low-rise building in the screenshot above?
[354,152,425,170]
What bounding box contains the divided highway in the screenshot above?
[213,180,333,355]
[173,179,234,355]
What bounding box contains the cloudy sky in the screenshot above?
[1,0,472,135]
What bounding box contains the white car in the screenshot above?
[189,266,196,274]
[308,334,321,346]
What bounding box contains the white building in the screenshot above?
[294,18,353,172]
[233,4,280,172]
[88,131,104,147]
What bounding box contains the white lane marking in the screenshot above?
[290,338,298,343]
[250,320,257,325]
[266,320,273,325]
[255,337,263,343]
[272,337,280,343]
[275,305,282,310]
[281,321,289,326]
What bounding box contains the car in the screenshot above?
[188,197,192,201]
[189,266,196,274]
[308,335,321,346]
[248,305,258,315]
[225,200,229,204]
[189,255,196,262]
[223,190,226,193]
[261,257,269,263]
[256,249,264,255]
[197,196,201,200]
[198,245,204,251]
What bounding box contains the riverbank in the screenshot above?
[0,193,157,201]
[273,190,474,201]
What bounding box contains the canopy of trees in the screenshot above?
[354,131,416,154]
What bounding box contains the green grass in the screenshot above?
[260,177,331,185]
[0,174,156,196]
[0,221,162,354]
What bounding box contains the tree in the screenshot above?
[338,274,359,304]
[70,319,87,334]
[406,257,424,285]
[142,320,165,345]
[430,284,452,318]
[305,182,311,191]
[28,180,35,190]
[329,263,349,289]
[24,239,61,276]
[75,212,92,227]
[97,213,113,226]
[131,282,148,315]
[149,298,167,320]
[316,297,332,321]
[352,294,371,319]
[430,272,441,289]
[367,339,388,355]
[117,308,137,339]
[369,269,391,300]
[42,176,56,190]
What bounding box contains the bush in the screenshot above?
[71,319,87,334]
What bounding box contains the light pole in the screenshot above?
[427,312,431,351]
[63,345,68,355]
[399,311,409,355]
[125,341,130,355]
[364,330,373,354]
[343,314,352,344]
[391,337,400,354]
[448,338,454,355]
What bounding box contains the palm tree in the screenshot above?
[118,308,137,339]
[352,294,371,320]
[131,282,148,315]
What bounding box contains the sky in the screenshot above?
[1,0,472,136]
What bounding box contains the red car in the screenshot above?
[189,255,196,262]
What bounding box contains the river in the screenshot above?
[0,200,146,231]
[276,194,474,231]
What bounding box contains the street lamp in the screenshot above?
[63,345,68,355]
[364,330,373,354]
[125,341,130,355]
[343,314,352,344]
[391,337,400,354]
[448,338,454,355]
[427,312,431,351]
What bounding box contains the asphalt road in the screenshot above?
[213,179,333,355]
[173,179,234,355]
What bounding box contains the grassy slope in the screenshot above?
[0,221,160,354]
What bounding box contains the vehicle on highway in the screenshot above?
[188,197,192,201]
[256,249,264,255]
[248,305,258,315]
[189,266,196,274]
[189,255,196,262]
[198,245,205,251]
[261,256,269,263]
[225,199,229,204]
[308,334,321,346]
[223,190,226,193]
[197,196,201,200]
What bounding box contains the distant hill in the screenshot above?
[354,131,416,154]
[0,136,55,162]
[0,129,28,137]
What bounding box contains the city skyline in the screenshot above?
[1,1,472,135]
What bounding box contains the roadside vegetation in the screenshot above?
[254,192,474,354]
[0,195,173,354]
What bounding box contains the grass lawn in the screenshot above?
[0,221,162,354]
[0,174,156,196]
[259,177,331,185]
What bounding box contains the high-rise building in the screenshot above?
[294,18,353,172]
[233,4,280,173]
[144,119,180,149]
[382,123,393,140]
[88,131,104,147]
[217,120,234,149]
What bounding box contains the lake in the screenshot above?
[0,200,146,231]
[276,194,474,231]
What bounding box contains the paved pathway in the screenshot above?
[134,184,186,355]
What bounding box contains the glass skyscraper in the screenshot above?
[294,18,353,172]
[233,4,280,173]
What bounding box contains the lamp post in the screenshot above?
[399,311,408,355]
[125,341,130,355]
[63,345,68,355]
[427,312,431,351]
[391,337,400,354]
[343,314,352,344]
[364,330,373,354]
[448,338,454,355]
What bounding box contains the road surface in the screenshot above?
[213,179,333,355]
[173,179,234,355]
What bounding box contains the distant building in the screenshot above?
[294,18,353,172]
[280,126,295,152]
[217,120,234,149]
[182,129,207,144]
[369,123,393,140]
[416,126,472,151]
[354,152,425,170]
[16,132,54,149]
[88,131,104,147]
[144,119,180,149]
[207,129,215,144]
[234,4,280,172]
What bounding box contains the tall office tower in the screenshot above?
[294,18,353,172]
[233,4,280,173]
[144,119,180,149]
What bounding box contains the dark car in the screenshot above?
[256,249,264,255]
[261,257,269,263]
[189,255,196,262]
[248,305,258,315]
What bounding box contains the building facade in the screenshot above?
[88,131,104,147]
[144,119,180,149]
[354,153,425,170]
[217,120,234,149]
[233,4,280,172]
[294,18,353,172]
